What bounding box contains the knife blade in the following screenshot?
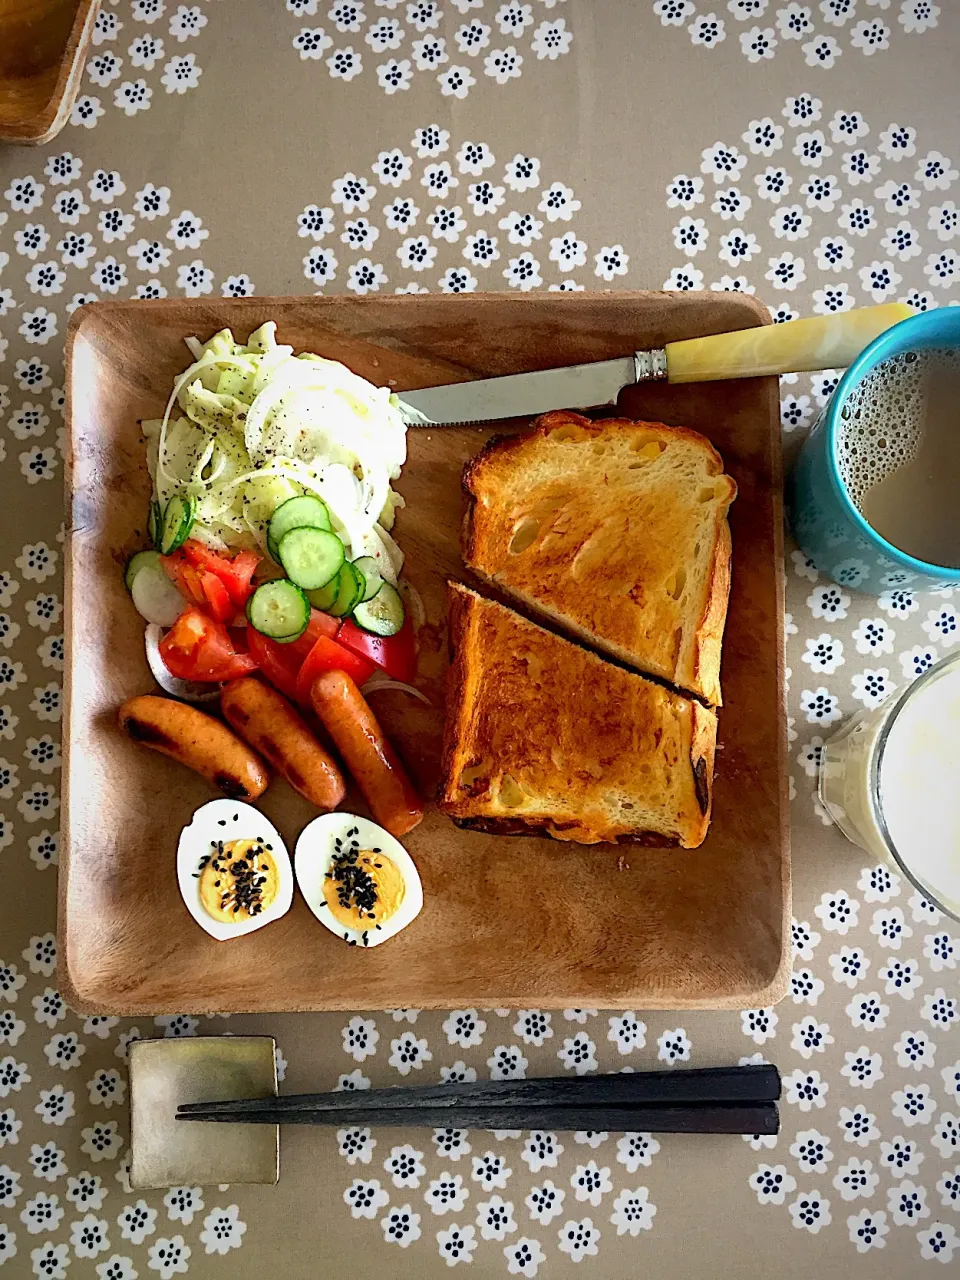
[394,302,913,427]
[396,354,643,427]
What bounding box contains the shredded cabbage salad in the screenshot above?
[142,323,408,583]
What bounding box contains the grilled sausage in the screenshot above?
[220,676,346,812]
[310,669,423,837]
[118,695,268,800]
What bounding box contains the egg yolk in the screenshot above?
[198,838,279,924]
[324,848,405,932]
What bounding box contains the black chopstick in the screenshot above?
[176,1101,778,1135]
[176,1064,779,1118]
[176,1065,780,1134]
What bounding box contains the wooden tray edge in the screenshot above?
[0,0,99,145]
[749,299,793,1016]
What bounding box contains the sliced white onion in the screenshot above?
[362,676,431,706]
[157,351,266,487]
[371,524,404,584]
[184,335,204,360]
[399,578,426,633]
[144,625,221,703]
[151,334,407,578]
[131,563,188,628]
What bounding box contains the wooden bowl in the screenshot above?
[0,0,100,145]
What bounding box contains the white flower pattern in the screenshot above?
[655,0,943,65]
[284,0,574,94]
[0,14,958,1280]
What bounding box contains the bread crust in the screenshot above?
[462,410,736,707]
[439,583,717,848]
[462,410,729,494]
[690,516,733,709]
[450,815,680,847]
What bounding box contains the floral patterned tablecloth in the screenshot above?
[1,2,959,1277]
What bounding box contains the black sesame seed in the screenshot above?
[218,820,226,827]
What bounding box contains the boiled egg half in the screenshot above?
[295,813,423,948]
[177,799,293,941]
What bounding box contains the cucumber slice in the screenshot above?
[125,549,161,592]
[159,492,196,555]
[147,500,162,550]
[325,562,363,618]
[277,526,344,592]
[267,495,331,563]
[306,571,341,613]
[352,556,384,604]
[246,579,310,641]
[353,581,405,637]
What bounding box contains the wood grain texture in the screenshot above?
[61,293,790,1014]
[0,0,99,144]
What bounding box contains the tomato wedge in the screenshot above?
[182,541,260,606]
[159,607,258,683]
[246,628,300,699]
[160,549,207,607]
[295,635,376,704]
[199,571,233,623]
[337,617,417,684]
[245,610,340,700]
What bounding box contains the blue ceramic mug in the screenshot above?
[789,307,960,594]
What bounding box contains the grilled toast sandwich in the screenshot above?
[463,410,737,707]
[438,583,718,848]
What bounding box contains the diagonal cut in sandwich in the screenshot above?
[439,583,718,848]
[462,410,737,707]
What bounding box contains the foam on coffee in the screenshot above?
[835,346,960,568]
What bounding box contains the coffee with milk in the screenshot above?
[836,347,960,569]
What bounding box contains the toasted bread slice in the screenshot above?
[463,410,737,706]
[439,583,717,848]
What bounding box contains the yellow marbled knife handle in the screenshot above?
[665,303,914,383]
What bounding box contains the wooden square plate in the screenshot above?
[61,293,790,1014]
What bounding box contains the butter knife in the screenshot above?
[395,302,912,426]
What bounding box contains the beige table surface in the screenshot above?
[1,2,959,1277]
